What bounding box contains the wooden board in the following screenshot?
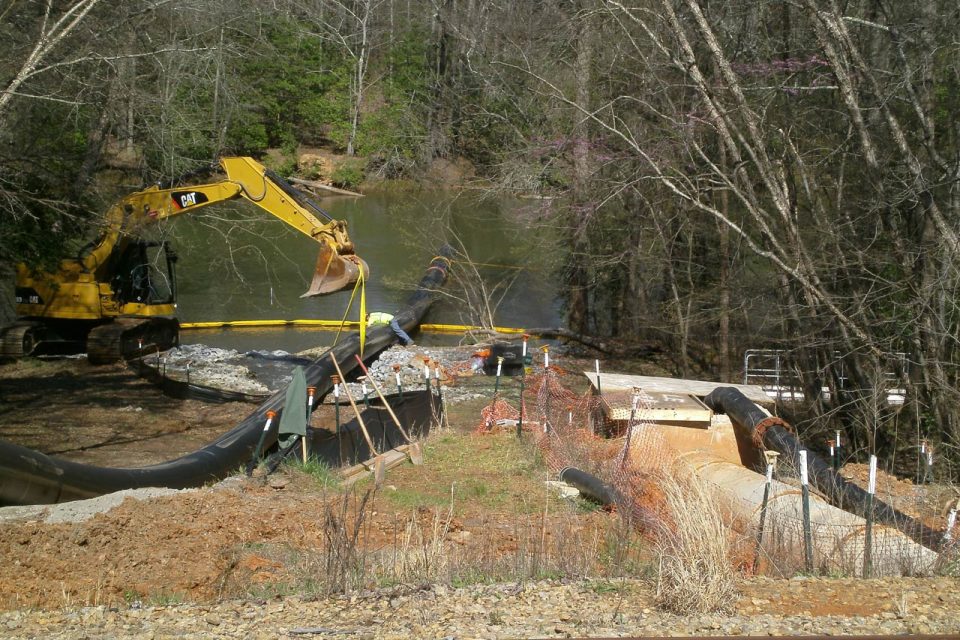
[602,390,712,425]
[584,372,771,405]
[341,445,412,486]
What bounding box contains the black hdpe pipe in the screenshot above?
[557,466,663,534]
[703,387,945,552]
[559,467,622,506]
[0,248,452,506]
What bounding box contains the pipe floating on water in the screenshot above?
[0,249,452,506]
[703,386,945,553]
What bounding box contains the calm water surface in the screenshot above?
[156,190,561,352]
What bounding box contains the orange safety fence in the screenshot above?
[472,364,675,539]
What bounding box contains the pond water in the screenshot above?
[156,189,563,352]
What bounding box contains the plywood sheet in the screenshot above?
[584,372,771,405]
[602,389,712,425]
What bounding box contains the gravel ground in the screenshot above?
[0,489,191,525]
[150,343,490,405]
[153,345,274,396]
[333,344,489,405]
[2,577,958,639]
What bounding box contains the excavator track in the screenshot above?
[0,321,40,359]
[87,318,180,365]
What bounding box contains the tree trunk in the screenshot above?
[566,4,593,335]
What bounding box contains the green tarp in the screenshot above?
[278,366,307,437]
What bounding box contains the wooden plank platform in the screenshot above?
[602,389,712,425]
[583,372,771,405]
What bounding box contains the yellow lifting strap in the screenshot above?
[331,267,367,356]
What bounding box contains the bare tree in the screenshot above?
[286,0,383,155]
[0,0,102,127]
[489,0,960,462]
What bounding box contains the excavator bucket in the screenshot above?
[302,241,370,297]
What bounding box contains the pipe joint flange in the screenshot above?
[753,415,791,448]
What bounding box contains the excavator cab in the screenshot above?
[109,240,177,306]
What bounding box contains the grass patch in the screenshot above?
[380,485,450,510]
[653,468,740,614]
[378,431,562,517]
[221,403,660,594]
[286,457,341,489]
[588,579,624,595]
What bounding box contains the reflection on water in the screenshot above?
[154,190,561,352]
[181,326,471,353]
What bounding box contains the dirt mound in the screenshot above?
[0,477,334,608]
[3,351,958,624]
[840,462,959,528]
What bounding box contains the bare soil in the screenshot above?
[1,354,958,627]
[0,358,251,467]
[0,356,608,610]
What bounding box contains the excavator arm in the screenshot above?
[81,156,367,297]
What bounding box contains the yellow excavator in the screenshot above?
[1,157,368,363]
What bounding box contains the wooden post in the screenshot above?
[329,354,379,460]
[353,354,416,444]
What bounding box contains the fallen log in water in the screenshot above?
[287,176,364,197]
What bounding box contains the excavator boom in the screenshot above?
[101,156,367,298]
[216,157,367,297]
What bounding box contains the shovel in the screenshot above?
[329,353,383,483]
[354,354,424,465]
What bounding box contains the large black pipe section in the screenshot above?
[556,466,664,536]
[0,248,452,506]
[558,466,622,506]
[703,386,944,552]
